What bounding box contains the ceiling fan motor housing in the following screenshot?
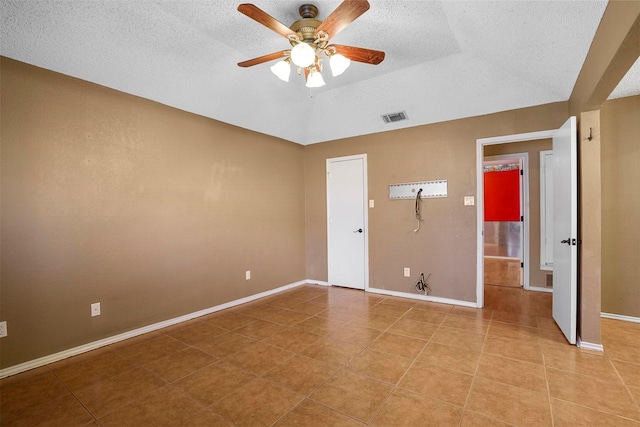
[289,4,326,48]
[299,4,318,19]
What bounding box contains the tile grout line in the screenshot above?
[46,366,100,425]
[48,355,183,426]
[607,351,640,416]
[259,292,393,425]
[540,332,557,427]
[375,305,465,424]
[458,311,492,426]
[360,303,432,424]
[270,293,412,425]
[346,297,418,424]
[8,367,102,427]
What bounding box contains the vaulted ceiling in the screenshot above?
[1,1,636,145]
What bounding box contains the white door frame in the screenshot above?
[326,154,369,290]
[483,153,529,289]
[476,130,555,307]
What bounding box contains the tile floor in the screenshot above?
[1,284,639,426]
[484,257,523,288]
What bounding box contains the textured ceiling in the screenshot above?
[2,0,631,145]
[609,56,640,100]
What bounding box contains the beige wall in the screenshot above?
[601,95,640,318]
[304,104,568,302]
[578,110,603,344]
[0,58,306,368]
[4,55,635,370]
[484,140,553,289]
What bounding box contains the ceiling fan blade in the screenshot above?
[329,44,385,65]
[238,4,295,39]
[238,50,289,67]
[315,0,370,39]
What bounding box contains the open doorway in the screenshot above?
[477,119,578,343]
[483,154,526,289]
[475,131,557,310]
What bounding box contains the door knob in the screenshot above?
[353,228,363,233]
[560,238,571,245]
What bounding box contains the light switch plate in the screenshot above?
[464,196,475,206]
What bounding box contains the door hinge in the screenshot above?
[521,215,524,222]
[520,169,523,176]
[520,262,524,268]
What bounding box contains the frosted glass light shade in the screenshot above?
[270,60,290,82]
[305,69,325,88]
[291,42,315,67]
[330,53,350,76]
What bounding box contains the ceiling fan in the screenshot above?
[237,0,385,88]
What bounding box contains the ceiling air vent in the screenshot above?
[381,111,408,124]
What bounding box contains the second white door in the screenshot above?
[552,117,578,344]
[327,155,368,290]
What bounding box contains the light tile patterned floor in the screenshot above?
[1,284,639,426]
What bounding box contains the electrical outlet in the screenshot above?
[245,270,251,280]
[91,302,101,317]
[369,199,375,208]
[403,267,411,277]
[0,321,7,338]
[464,196,475,206]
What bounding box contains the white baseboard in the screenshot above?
[367,287,478,308]
[0,280,311,379]
[307,283,478,308]
[601,312,640,324]
[526,286,553,293]
[304,280,330,287]
[577,336,604,352]
[484,255,519,260]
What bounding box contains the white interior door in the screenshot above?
[552,117,578,344]
[327,155,368,290]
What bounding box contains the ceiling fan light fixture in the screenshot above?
[291,42,316,68]
[330,53,350,76]
[306,68,325,88]
[270,59,291,82]
[237,2,385,91]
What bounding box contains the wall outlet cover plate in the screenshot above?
[91,302,101,317]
